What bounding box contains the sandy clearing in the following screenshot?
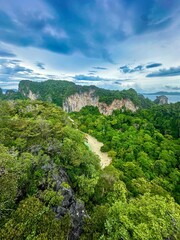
[85,134,112,169]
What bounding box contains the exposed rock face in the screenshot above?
[27,90,38,100]
[63,90,137,115]
[63,90,98,112]
[53,168,85,240]
[98,99,137,115]
[42,164,86,240]
[23,88,138,114]
[154,95,168,105]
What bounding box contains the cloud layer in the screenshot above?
[73,74,121,82]
[146,63,162,69]
[36,62,45,70]
[93,66,107,70]
[0,0,180,93]
[0,48,16,57]
[147,66,180,77]
[0,58,51,89]
[0,0,179,61]
[120,65,144,73]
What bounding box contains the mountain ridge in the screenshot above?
[144,91,180,95]
[17,80,153,113]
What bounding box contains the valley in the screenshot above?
[0,80,180,240]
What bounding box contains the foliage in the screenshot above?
[18,80,153,108]
[0,97,180,239]
[0,196,70,240]
[0,88,26,100]
[0,100,100,238]
[139,102,180,138]
[105,194,180,240]
[71,103,180,239]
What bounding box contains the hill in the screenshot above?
[0,100,100,239]
[0,99,179,239]
[17,80,153,113]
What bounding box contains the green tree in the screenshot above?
[0,196,70,240]
[105,194,180,240]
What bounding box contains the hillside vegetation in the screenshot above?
[0,83,180,239]
[0,100,100,239]
[17,80,153,108]
[70,104,180,239]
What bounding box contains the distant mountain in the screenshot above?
[18,80,153,113]
[0,87,26,100]
[145,91,180,95]
[2,88,18,93]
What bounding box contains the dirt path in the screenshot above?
[85,134,112,169]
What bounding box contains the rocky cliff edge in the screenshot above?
[63,90,138,115]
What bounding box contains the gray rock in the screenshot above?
[43,165,86,240]
[154,95,168,105]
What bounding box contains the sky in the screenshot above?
[0,0,180,93]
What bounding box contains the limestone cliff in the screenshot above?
[63,90,138,115]
[27,90,39,100]
[63,90,98,112]
[20,84,138,114]
[20,88,39,100]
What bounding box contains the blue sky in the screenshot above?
[0,0,180,92]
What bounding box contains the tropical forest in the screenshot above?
[0,80,180,240]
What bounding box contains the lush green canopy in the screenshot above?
[0,98,179,239]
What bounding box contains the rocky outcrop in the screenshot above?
[22,88,138,114]
[63,90,138,115]
[53,168,85,240]
[98,98,137,115]
[27,90,38,100]
[154,95,168,105]
[63,90,98,112]
[42,163,86,240]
